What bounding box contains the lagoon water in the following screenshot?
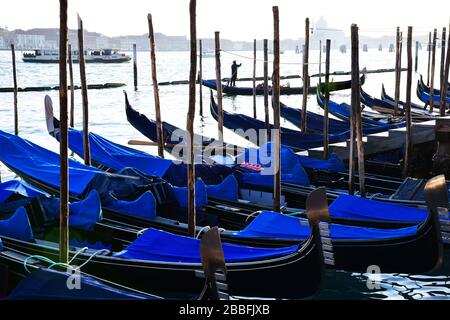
[0,47,449,300]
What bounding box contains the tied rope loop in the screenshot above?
[196,226,211,239]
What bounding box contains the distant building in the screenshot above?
[16,34,46,49]
[96,36,110,49]
[0,36,5,49]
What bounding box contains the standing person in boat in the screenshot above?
[230,61,242,87]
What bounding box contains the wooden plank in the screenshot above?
[430,29,437,112]
[440,27,448,116]
[427,32,432,86]
[68,44,75,128]
[263,39,270,140]
[148,14,164,158]
[133,44,138,91]
[394,27,401,115]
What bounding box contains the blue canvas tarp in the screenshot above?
[115,227,299,263]
[0,207,34,242]
[0,180,48,205]
[233,211,418,240]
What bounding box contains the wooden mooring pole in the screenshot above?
[427,32,432,86]
[11,44,18,136]
[394,27,402,115]
[415,41,419,73]
[440,25,450,115]
[263,39,270,140]
[199,39,203,116]
[252,39,257,119]
[148,14,164,158]
[301,18,310,132]
[323,39,331,160]
[430,29,437,112]
[187,0,198,237]
[440,27,447,95]
[215,31,224,142]
[59,0,69,264]
[77,14,91,166]
[272,6,281,212]
[133,44,138,91]
[403,26,413,178]
[68,44,75,128]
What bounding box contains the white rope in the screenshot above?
[196,226,211,239]
[69,247,89,264]
[75,249,111,270]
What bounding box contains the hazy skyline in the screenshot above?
[1,0,448,40]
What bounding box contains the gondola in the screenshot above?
[380,84,430,113]
[360,86,432,119]
[0,179,326,299]
[417,79,450,106]
[0,175,446,279]
[418,75,450,97]
[316,84,404,127]
[202,80,312,96]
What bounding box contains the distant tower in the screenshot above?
[339,45,347,53]
[295,45,300,54]
[378,44,383,51]
[363,44,368,52]
[389,44,395,52]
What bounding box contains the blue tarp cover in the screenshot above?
[7,269,155,300]
[42,190,103,231]
[115,227,299,263]
[297,153,345,172]
[105,191,157,220]
[0,131,101,196]
[173,179,208,209]
[62,130,173,179]
[233,211,418,240]
[0,180,48,205]
[329,195,429,223]
[206,175,239,201]
[0,207,34,242]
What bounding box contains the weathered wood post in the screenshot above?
[415,41,419,73]
[133,44,138,91]
[77,14,91,166]
[11,44,18,136]
[440,27,447,95]
[272,6,281,212]
[394,27,402,115]
[199,39,203,116]
[252,39,257,119]
[187,0,198,237]
[68,44,75,128]
[319,40,322,77]
[148,14,164,158]
[427,32,432,86]
[440,25,450,116]
[263,39,270,140]
[430,29,437,112]
[323,39,331,160]
[352,24,366,198]
[215,31,224,142]
[403,26,413,178]
[301,18,310,132]
[59,0,69,264]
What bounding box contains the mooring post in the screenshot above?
[301,18,310,132]
[440,27,447,95]
[133,43,138,91]
[323,39,331,160]
[351,24,366,198]
[430,29,437,112]
[440,25,450,116]
[199,39,203,116]
[11,44,18,136]
[187,0,198,237]
[68,43,75,128]
[77,14,91,166]
[394,27,402,115]
[263,39,270,141]
[319,40,322,77]
[148,14,164,158]
[59,0,69,264]
[415,41,419,73]
[403,26,413,178]
[215,31,224,142]
[272,6,281,212]
[252,39,257,119]
[427,32,432,86]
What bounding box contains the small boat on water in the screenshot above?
[22,49,131,64]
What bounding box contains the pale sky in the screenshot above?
[0,0,448,40]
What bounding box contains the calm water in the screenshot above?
[0,48,449,300]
